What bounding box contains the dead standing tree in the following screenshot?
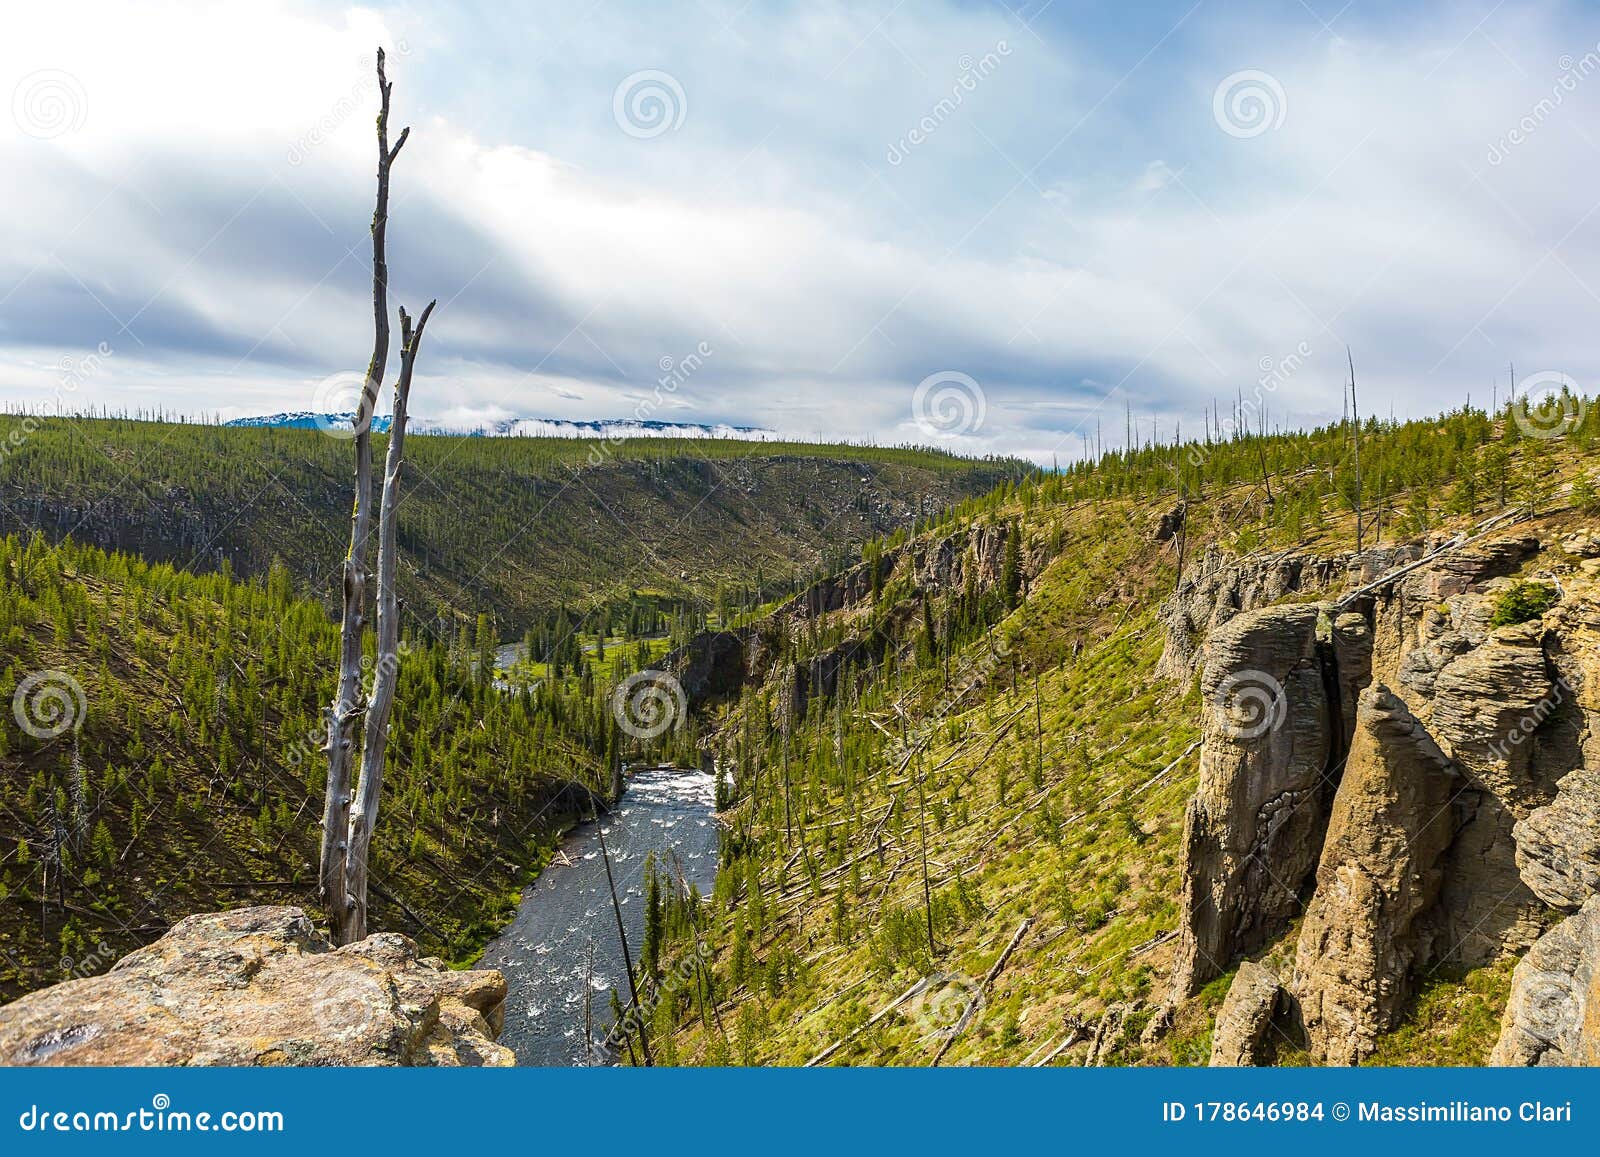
[320,47,436,945]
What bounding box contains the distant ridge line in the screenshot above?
[224,413,780,440]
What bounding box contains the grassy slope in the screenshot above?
[644,422,1598,1068]
[0,417,1020,633]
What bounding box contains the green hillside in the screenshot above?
[0,416,1022,636]
[624,398,1600,1066]
[0,533,618,998]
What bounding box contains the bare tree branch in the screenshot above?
[320,45,417,945]
[345,298,435,939]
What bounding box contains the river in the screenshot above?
[478,766,719,1065]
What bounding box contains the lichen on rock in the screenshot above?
[0,907,514,1067]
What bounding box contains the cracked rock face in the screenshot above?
[1292,685,1459,1066]
[1171,531,1600,1065]
[1427,623,1560,815]
[0,907,514,1067]
[1491,896,1600,1067]
[1512,596,1600,912]
[1172,603,1339,997]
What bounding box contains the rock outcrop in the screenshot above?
[1166,524,1600,1066]
[1208,961,1283,1066]
[1491,896,1600,1067]
[0,907,514,1067]
[1517,768,1600,911]
[1171,603,1343,996]
[1292,686,1459,1065]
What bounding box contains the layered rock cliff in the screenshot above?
[0,907,514,1066]
[1163,525,1600,1065]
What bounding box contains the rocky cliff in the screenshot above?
[0,907,514,1066]
[1162,524,1600,1065]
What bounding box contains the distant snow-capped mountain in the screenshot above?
[224,414,777,440]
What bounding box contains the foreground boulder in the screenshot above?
[0,907,514,1066]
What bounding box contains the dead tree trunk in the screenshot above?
[345,300,434,940]
[1348,347,1364,550]
[320,46,420,945]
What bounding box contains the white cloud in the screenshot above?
[3,1,1600,462]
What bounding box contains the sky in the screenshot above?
[3,0,1600,463]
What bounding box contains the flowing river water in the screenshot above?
[478,766,719,1065]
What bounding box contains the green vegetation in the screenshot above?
[0,532,621,996]
[627,487,1205,1066]
[6,392,1598,1065]
[617,397,1600,1067]
[0,416,1021,636]
[1490,581,1559,627]
[1363,960,1517,1066]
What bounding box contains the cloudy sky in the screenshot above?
[3,0,1599,462]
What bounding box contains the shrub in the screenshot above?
[1489,581,1557,627]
